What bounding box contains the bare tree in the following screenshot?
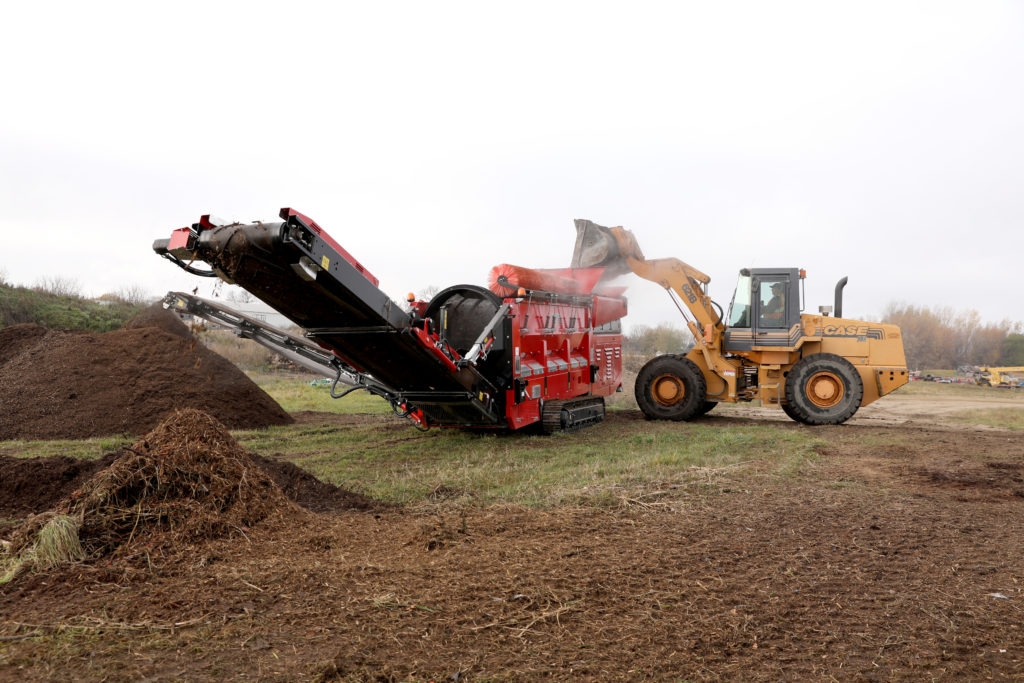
[883,302,1021,370]
[418,285,441,301]
[624,324,691,356]
[116,283,152,305]
[226,288,256,305]
[33,276,82,298]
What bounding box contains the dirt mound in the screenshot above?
[249,453,387,513]
[0,324,292,440]
[5,410,296,565]
[1,452,382,518]
[0,323,50,365]
[122,301,192,339]
[0,453,119,516]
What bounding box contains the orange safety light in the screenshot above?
[406,292,415,302]
[799,269,806,279]
[517,287,527,297]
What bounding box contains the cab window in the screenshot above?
[758,277,788,328]
[727,274,751,328]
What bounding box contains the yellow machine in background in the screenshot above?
[976,366,1024,387]
[572,220,909,425]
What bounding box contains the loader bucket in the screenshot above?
[571,219,621,269]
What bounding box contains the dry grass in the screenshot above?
[950,407,1024,430]
[196,329,280,370]
[1,514,83,584]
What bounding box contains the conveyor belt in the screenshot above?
[155,210,504,427]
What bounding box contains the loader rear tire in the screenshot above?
[783,353,863,425]
[635,355,707,421]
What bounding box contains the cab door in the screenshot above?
[752,270,800,347]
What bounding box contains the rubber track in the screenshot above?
[541,397,606,434]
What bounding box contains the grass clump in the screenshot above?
[1,514,84,584]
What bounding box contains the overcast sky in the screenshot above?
[2,1,1022,331]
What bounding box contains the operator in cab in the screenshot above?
[763,282,785,319]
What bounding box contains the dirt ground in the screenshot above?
[2,396,1023,680]
[727,389,1024,430]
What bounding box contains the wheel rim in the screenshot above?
[652,374,685,406]
[805,371,845,408]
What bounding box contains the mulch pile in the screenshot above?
[71,409,291,554]
[0,440,382,521]
[0,303,292,440]
[5,409,295,563]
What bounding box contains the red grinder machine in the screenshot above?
[154,209,626,432]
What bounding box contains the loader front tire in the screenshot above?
[635,355,707,421]
[697,401,717,416]
[783,353,863,425]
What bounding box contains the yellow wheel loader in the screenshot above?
[572,220,909,425]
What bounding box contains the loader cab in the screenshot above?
[724,268,802,351]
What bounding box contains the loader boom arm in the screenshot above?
[573,222,739,396]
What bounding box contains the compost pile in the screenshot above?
[121,301,193,338]
[0,303,292,440]
[4,409,295,574]
[0,323,49,366]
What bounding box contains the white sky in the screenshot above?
[2,1,1022,331]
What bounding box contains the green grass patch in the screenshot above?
[0,435,130,460]
[898,380,1024,400]
[950,407,1024,430]
[0,284,142,331]
[233,417,826,507]
[248,374,394,415]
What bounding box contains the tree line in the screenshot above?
[881,304,1023,370]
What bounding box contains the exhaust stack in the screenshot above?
[834,276,848,318]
